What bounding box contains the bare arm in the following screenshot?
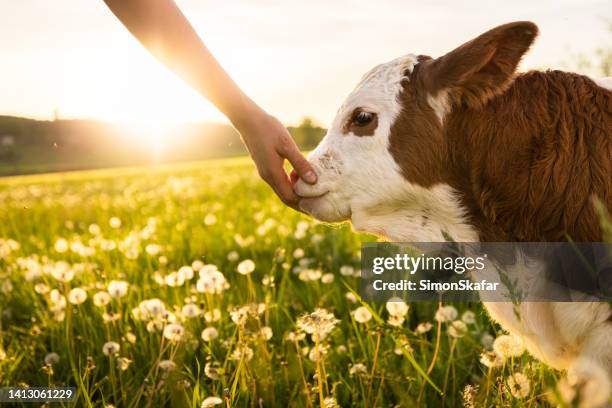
[102,0,316,207]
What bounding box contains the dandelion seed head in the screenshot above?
[165,271,185,287]
[107,280,128,298]
[416,322,433,334]
[178,265,194,280]
[117,357,132,371]
[204,214,217,226]
[227,251,239,262]
[387,314,405,327]
[481,333,494,350]
[201,327,219,342]
[204,362,221,380]
[204,309,221,322]
[352,306,372,324]
[88,224,101,235]
[102,341,120,356]
[493,335,524,359]
[163,323,185,342]
[54,238,69,253]
[462,384,478,408]
[461,310,476,325]
[321,273,334,284]
[448,320,468,338]
[323,397,339,408]
[44,352,60,366]
[237,259,255,275]
[339,265,354,276]
[479,351,504,368]
[296,308,339,340]
[259,326,273,341]
[109,217,122,229]
[308,343,329,362]
[434,305,458,322]
[68,287,87,305]
[158,359,176,371]
[1,280,13,294]
[93,291,111,307]
[349,363,368,377]
[201,396,223,408]
[231,345,254,361]
[386,299,409,317]
[196,269,228,294]
[507,372,530,398]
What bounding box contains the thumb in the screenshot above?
[283,142,317,184]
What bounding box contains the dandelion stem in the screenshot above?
[315,334,325,408]
[366,331,381,404]
[293,340,313,408]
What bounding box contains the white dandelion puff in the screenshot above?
[181,303,201,318]
[416,322,433,334]
[507,372,530,398]
[386,299,409,317]
[163,323,185,342]
[107,280,128,298]
[68,288,87,305]
[493,335,524,359]
[296,308,339,340]
[237,259,255,275]
[44,352,60,366]
[201,327,219,342]
[352,306,372,324]
[201,396,223,408]
[158,360,176,371]
[93,291,111,307]
[434,305,458,322]
[448,320,468,338]
[479,351,504,368]
[109,217,122,229]
[102,341,120,356]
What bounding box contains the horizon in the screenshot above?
[1,0,610,129]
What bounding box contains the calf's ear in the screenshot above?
[422,21,538,109]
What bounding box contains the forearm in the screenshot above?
[103,0,260,128]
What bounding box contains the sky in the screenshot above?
[0,0,610,128]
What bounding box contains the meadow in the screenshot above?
[0,158,600,407]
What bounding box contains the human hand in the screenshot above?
[236,108,317,210]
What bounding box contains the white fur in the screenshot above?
[427,90,450,124]
[296,56,612,384]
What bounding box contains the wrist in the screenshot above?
[228,97,267,134]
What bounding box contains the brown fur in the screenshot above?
[389,22,612,243]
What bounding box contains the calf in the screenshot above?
[295,21,612,390]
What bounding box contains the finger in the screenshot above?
[268,168,301,210]
[282,142,317,184]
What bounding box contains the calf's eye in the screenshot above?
[343,108,378,136]
[353,111,375,127]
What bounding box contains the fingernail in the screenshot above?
[303,171,317,183]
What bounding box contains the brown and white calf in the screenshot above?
[295,21,612,388]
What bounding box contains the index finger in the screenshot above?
[268,167,302,211]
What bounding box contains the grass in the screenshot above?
[0,158,583,407]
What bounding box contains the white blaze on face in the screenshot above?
[294,54,418,223]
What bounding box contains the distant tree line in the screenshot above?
[0,116,326,176]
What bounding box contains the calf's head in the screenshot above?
[295,21,538,238]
